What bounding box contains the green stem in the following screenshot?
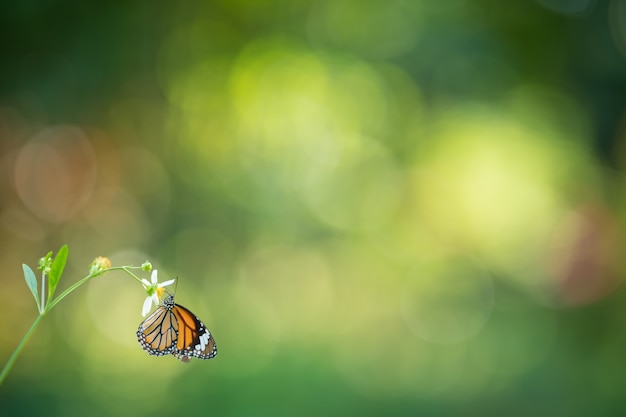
[40,273,45,314]
[0,313,45,386]
[0,265,145,386]
[46,266,143,312]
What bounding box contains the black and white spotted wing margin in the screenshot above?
[137,294,218,362]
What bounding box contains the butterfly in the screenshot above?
[137,294,217,362]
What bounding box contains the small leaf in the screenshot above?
[48,244,69,301]
[22,264,40,312]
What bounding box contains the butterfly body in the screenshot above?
[137,294,217,362]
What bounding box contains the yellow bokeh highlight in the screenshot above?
[408,94,599,299]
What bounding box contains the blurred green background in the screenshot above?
[2,0,626,415]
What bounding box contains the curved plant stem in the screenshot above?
[45,266,139,311]
[0,265,145,387]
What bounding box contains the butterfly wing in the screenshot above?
[171,303,218,362]
[137,305,178,356]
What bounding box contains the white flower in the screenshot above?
[140,270,176,316]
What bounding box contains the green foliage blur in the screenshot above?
[2,0,626,415]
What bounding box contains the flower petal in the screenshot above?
[151,269,158,284]
[159,279,176,288]
[142,296,153,317]
[151,293,159,306]
[141,278,151,287]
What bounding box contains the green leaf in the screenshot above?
[48,244,69,302]
[22,264,40,312]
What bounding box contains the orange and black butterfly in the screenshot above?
[137,294,217,362]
